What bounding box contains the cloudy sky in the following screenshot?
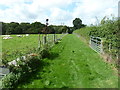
[0,0,119,26]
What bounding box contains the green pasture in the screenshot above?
[17,34,118,88]
[2,34,62,63]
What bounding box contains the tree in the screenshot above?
[68,27,74,34]
[20,23,30,34]
[73,18,82,30]
[2,22,6,35]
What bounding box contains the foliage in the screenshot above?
[2,22,72,34]
[1,51,41,88]
[51,25,69,34]
[2,17,87,34]
[74,16,119,60]
[40,49,50,58]
[1,72,21,88]
[73,18,86,30]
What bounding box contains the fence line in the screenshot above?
[38,34,67,48]
[0,34,67,80]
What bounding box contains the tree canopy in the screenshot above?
[73,18,86,30]
[1,18,86,35]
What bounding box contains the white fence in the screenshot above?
[89,36,103,53]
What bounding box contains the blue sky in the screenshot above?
[0,0,119,26]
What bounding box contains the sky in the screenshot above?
[0,0,119,26]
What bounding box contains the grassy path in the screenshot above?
[18,34,118,88]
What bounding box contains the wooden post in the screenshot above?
[38,33,41,48]
[89,36,91,46]
[43,35,47,45]
[42,34,44,45]
[54,34,56,43]
[100,39,103,54]
[56,34,57,42]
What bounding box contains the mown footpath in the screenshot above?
[18,34,118,88]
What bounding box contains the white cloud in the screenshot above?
[0,0,119,26]
[71,0,119,25]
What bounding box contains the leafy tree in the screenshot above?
[2,22,6,35]
[20,23,31,34]
[2,21,73,34]
[73,18,82,30]
[68,27,74,34]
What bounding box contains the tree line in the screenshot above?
[1,18,86,35]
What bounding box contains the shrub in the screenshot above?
[40,49,50,58]
[1,72,20,88]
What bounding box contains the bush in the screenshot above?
[40,49,50,58]
[1,72,20,88]
[1,54,41,88]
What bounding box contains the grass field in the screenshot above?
[74,27,91,42]
[1,34,62,63]
[2,34,39,62]
[17,34,118,88]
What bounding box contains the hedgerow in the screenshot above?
[74,16,119,62]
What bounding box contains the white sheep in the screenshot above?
[3,36,13,39]
[26,34,29,36]
[2,35,10,37]
[16,35,22,37]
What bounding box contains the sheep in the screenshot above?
[16,35,22,37]
[2,35,10,37]
[26,34,29,36]
[3,36,13,39]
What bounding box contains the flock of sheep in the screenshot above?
[2,34,29,39]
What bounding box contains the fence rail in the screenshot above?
[38,34,66,49]
[89,36,103,53]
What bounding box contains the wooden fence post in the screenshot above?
[100,39,103,54]
[42,34,47,45]
[38,33,41,48]
[54,34,56,43]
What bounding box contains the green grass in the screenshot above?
[18,34,118,88]
[0,36,2,65]
[74,27,92,42]
[2,34,39,62]
[2,34,62,62]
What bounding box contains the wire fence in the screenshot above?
[38,34,67,49]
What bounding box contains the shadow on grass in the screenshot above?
[47,52,59,60]
[14,60,50,88]
[13,51,59,88]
